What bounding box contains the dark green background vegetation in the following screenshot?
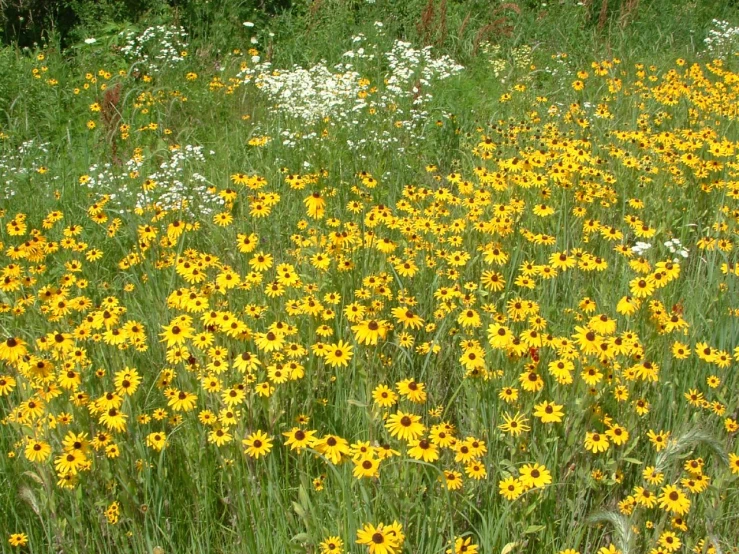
[2,0,738,59]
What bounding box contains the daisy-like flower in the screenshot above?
[320,536,344,554]
[8,533,28,547]
[498,476,523,500]
[518,463,552,489]
[584,431,610,453]
[658,484,691,515]
[385,411,425,441]
[242,430,273,459]
[356,522,401,554]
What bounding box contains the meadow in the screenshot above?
[1,1,739,553]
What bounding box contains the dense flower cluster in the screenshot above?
[703,19,739,59]
[0,140,51,199]
[119,25,189,72]
[252,62,364,123]
[135,144,222,215]
[1,33,738,554]
[237,30,462,153]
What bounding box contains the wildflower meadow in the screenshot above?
[0,1,738,553]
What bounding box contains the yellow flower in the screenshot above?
[584,431,610,453]
[385,411,425,441]
[320,536,344,554]
[8,533,28,547]
[499,412,530,436]
[519,463,551,489]
[533,401,564,423]
[352,456,380,479]
[499,476,523,500]
[242,430,273,459]
[447,537,479,554]
[356,522,401,554]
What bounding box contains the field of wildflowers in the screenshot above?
[1,2,739,553]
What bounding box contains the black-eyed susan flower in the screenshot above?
[658,484,691,515]
[519,463,551,489]
[352,456,380,479]
[8,534,28,548]
[355,522,401,554]
[385,411,425,441]
[242,430,272,459]
[320,536,344,554]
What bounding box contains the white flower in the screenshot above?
[632,241,652,253]
[243,21,255,27]
[84,38,97,44]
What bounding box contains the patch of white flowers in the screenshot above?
[664,238,689,260]
[136,145,223,216]
[119,25,189,72]
[542,51,574,81]
[251,63,364,123]
[80,163,126,201]
[237,31,462,155]
[0,140,50,199]
[383,39,464,101]
[631,238,689,262]
[78,145,222,217]
[631,241,652,255]
[703,20,739,59]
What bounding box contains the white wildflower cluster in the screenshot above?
[0,140,50,199]
[383,39,464,99]
[119,25,189,73]
[631,241,652,255]
[251,63,364,123]
[278,130,320,149]
[136,145,223,216]
[386,43,457,101]
[631,238,688,262]
[664,238,689,260]
[238,33,463,155]
[542,52,574,80]
[703,20,739,59]
[77,146,221,217]
[80,163,126,200]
